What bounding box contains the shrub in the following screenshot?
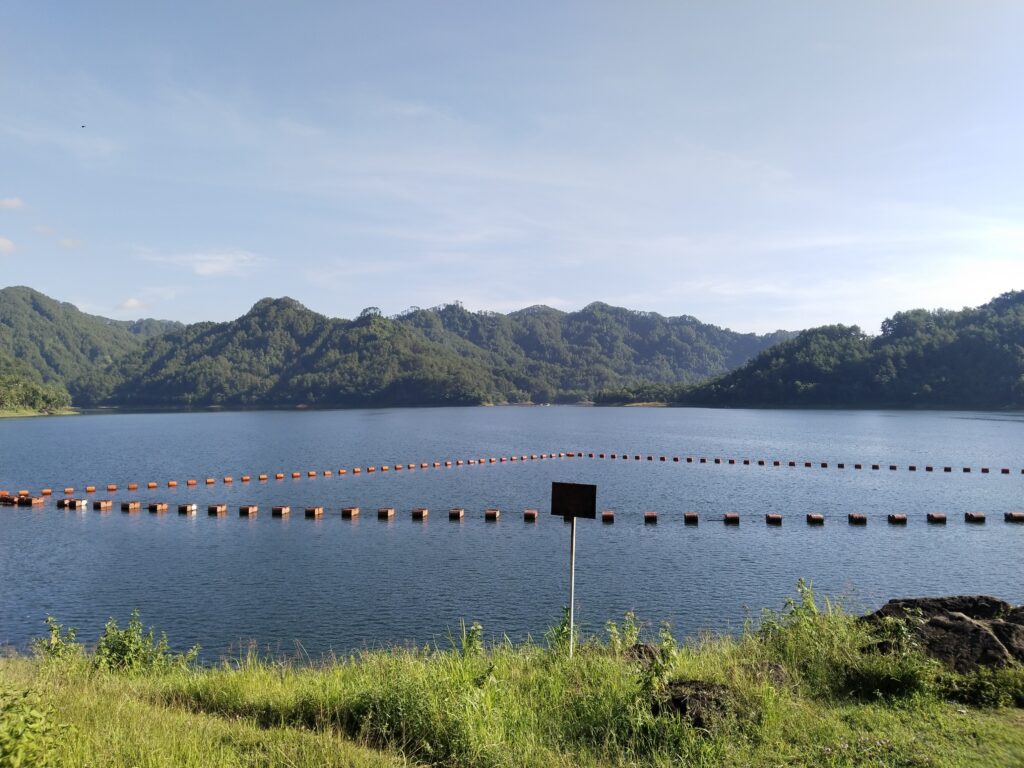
[0,686,69,768]
[31,616,81,662]
[94,609,198,674]
[938,666,1024,708]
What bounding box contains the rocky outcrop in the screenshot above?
[864,596,1024,673]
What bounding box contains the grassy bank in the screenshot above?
[0,407,77,419]
[2,587,1023,767]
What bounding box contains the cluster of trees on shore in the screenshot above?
[597,291,1024,409]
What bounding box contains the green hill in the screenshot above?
[642,291,1024,409]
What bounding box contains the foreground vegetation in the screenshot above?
[2,587,1023,767]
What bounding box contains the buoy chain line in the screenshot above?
[2,450,1019,508]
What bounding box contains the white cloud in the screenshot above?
[0,197,24,210]
[148,249,264,276]
[0,237,15,254]
[59,238,82,249]
[117,297,146,311]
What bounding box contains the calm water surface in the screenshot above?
[1,407,1022,659]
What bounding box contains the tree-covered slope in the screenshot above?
[671,291,1024,408]
[0,286,181,401]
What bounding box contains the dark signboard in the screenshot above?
[550,481,597,519]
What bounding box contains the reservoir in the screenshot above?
[1,406,1022,660]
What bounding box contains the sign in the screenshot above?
[550,481,597,519]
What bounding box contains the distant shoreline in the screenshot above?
[0,407,78,419]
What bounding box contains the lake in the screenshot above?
[1,406,1022,660]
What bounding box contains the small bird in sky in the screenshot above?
[81,125,86,128]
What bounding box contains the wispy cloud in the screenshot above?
[148,248,265,276]
[117,297,146,311]
[58,238,82,249]
[0,237,15,254]
[0,197,24,210]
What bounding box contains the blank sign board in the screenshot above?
[550,481,597,519]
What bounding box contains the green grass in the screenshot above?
[2,585,1023,767]
[0,407,77,418]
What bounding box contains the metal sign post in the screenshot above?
[551,481,597,659]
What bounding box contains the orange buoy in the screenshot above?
[324,470,332,477]
[224,477,235,484]
[848,513,867,526]
[205,478,216,485]
[871,465,880,471]
[1004,512,1024,523]
[485,508,500,521]
[305,506,324,519]
[40,488,52,497]
[93,500,113,511]
[107,484,118,492]
[908,465,917,472]
[444,461,452,467]
[965,512,985,524]
[377,507,395,520]
[684,512,699,525]
[148,502,168,513]
[854,464,862,470]
[122,501,141,512]
[724,513,740,526]
[943,467,952,473]
[601,510,615,524]
[456,460,464,466]
[341,506,359,519]
[178,504,197,515]
[412,507,429,520]
[240,475,251,483]
[271,506,290,517]
[85,485,97,493]
[292,472,301,479]
[888,514,907,525]
[448,507,464,520]
[394,464,403,471]
[147,482,158,489]
[489,458,497,464]
[338,469,347,475]
[307,470,317,477]
[208,504,227,516]
[258,474,268,481]
[806,513,824,526]
[643,511,658,524]
[167,480,178,488]
[185,480,196,487]
[433,461,441,468]
[239,505,258,517]
[367,466,376,473]
[422,463,429,468]
[63,487,74,495]
[523,508,538,522]
[17,490,29,497]
[766,513,782,526]
[275,473,285,480]
[927,512,947,524]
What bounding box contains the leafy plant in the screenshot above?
[31,617,81,662]
[0,687,69,768]
[94,609,198,674]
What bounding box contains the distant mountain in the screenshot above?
[604,291,1024,409]
[0,286,182,403]
[84,298,789,408]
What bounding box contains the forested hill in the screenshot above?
[601,291,1024,409]
[0,286,182,404]
[77,298,791,408]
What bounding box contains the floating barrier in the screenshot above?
[122,501,140,512]
[449,507,464,520]
[93,500,112,511]
[178,504,197,515]
[485,508,500,521]
[523,508,538,522]
[168,480,178,488]
[63,488,74,495]
[888,514,907,525]
[306,506,324,519]
[272,505,290,517]
[292,472,301,479]
[147,482,158,489]
[724,513,740,526]
[766,513,782,526]
[41,488,52,496]
[208,504,227,516]
[341,506,359,519]
[107,484,117,492]
[85,486,96,493]
[239,505,258,517]
[205,478,215,485]
[684,512,699,525]
[258,474,268,481]
[377,507,394,520]
[1005,512,1024,523]
[241,475,251,482]
[806,513,824,526]
[643,511,657,524]
[185,480,196,487]
[927,512,947,524]
[307,471,317,478]
[965,512,985,524]
[412,507,428,521]
[67,499,87,510]
[601,510,615,524]
[17,496,45,506]
[149,502,168,513]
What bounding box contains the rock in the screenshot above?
[652,679,731,728]
[863,596,1024,673]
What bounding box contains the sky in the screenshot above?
[1,2,1022,334]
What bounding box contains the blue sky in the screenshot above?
[1,2,1022,333]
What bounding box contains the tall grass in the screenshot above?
[2,582,1023,767]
